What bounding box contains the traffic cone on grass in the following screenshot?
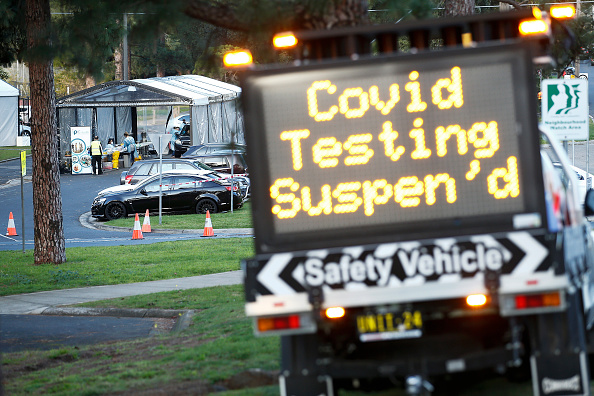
[6,212,17,236]
[142,209,152,233]
[201,210,215,237]
[132,213,144,240]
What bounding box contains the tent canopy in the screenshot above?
[57,75,241,108]
[0,80,19,146]
[56,75,243,158]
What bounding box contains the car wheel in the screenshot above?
[104,201,126,220]
[196,198,218,214]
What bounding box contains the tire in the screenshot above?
[196,198,218,214]
[104,201,126,220]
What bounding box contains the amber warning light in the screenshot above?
[466,294,487,307]
[223,50,253,68]
[550,5,576,19]
[518,19,549,36]
[273,32,298,49]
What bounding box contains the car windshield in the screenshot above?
[191,160,214,171]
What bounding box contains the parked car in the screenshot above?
[119,158,250,197]
[182,151,248,175]
[553,162,594,204]
[19,123,31,137]
[173,123,191,157]
[166,113,190,132]
[183,143,246,157]
[92,171,243,220]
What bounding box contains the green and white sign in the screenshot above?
[541,79,589,140]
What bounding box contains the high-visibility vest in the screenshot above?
[90,140,103,155]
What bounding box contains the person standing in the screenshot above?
[170,126,180,158]
[123,132,136,166]
[90,135,104,175]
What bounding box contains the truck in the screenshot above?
[236,7,594,395]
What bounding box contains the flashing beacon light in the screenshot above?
[273,32,298,49]
[518,19,549,36]
[325,307,346,319]
[550,4,576,19]
[223,50,253,68]
[466,294,488,307]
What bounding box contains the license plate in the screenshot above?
[356,310,423,343]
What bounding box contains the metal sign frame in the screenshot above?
[242,43,547,254]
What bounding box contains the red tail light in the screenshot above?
[515,292,561,309]
[258,315,300,332]
[225,185,239,191]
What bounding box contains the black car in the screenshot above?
[119,158,250,197]
[183,143,246,157]
[92,172,243,220]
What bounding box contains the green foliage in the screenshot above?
[0,0,26,66]
[369,0,437,24]
[0,67,9,81]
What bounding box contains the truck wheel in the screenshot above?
[105,202,126,220]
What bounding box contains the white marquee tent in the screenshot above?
[0,80,19,147]
[56,75,243,160]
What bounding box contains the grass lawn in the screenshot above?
[105,201,253,229]
[0,146,31,161]
[0,237,540,396]
[0,238,254,296]
[1,284,536,396]
[2,285,281,396]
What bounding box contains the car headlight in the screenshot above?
[94,197,107,205]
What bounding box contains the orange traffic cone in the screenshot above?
[6,212,17,236]
[201,210,215,237]
[132,213,144,240]
[142,209,151,233]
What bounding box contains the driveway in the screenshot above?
[0,160,216,251]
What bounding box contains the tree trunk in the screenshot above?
[296,0,369,30]
[26,0,66,265]
[444,0,475,16]
[114,44,123,80]
[85,74,95,88]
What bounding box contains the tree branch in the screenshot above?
[183,0,251,32]
[497,0,523,11]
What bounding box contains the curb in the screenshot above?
[80,211,254,236]
[171,310,195,333]
[33,307,196,334]
[37,307,188,318]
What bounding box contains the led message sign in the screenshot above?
[243,44,546,253]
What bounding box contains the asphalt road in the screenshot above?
[0,314,168,353]
[0,159,211,251]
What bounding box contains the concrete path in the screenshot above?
[0,270,243,315]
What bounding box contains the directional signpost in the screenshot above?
[20,150,26,253]
[147,133,172,225]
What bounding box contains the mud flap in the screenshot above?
[280,334,334,396]
[279,374,333,396]
[530,352,591,396]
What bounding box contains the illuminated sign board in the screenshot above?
[242,44,546,253]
